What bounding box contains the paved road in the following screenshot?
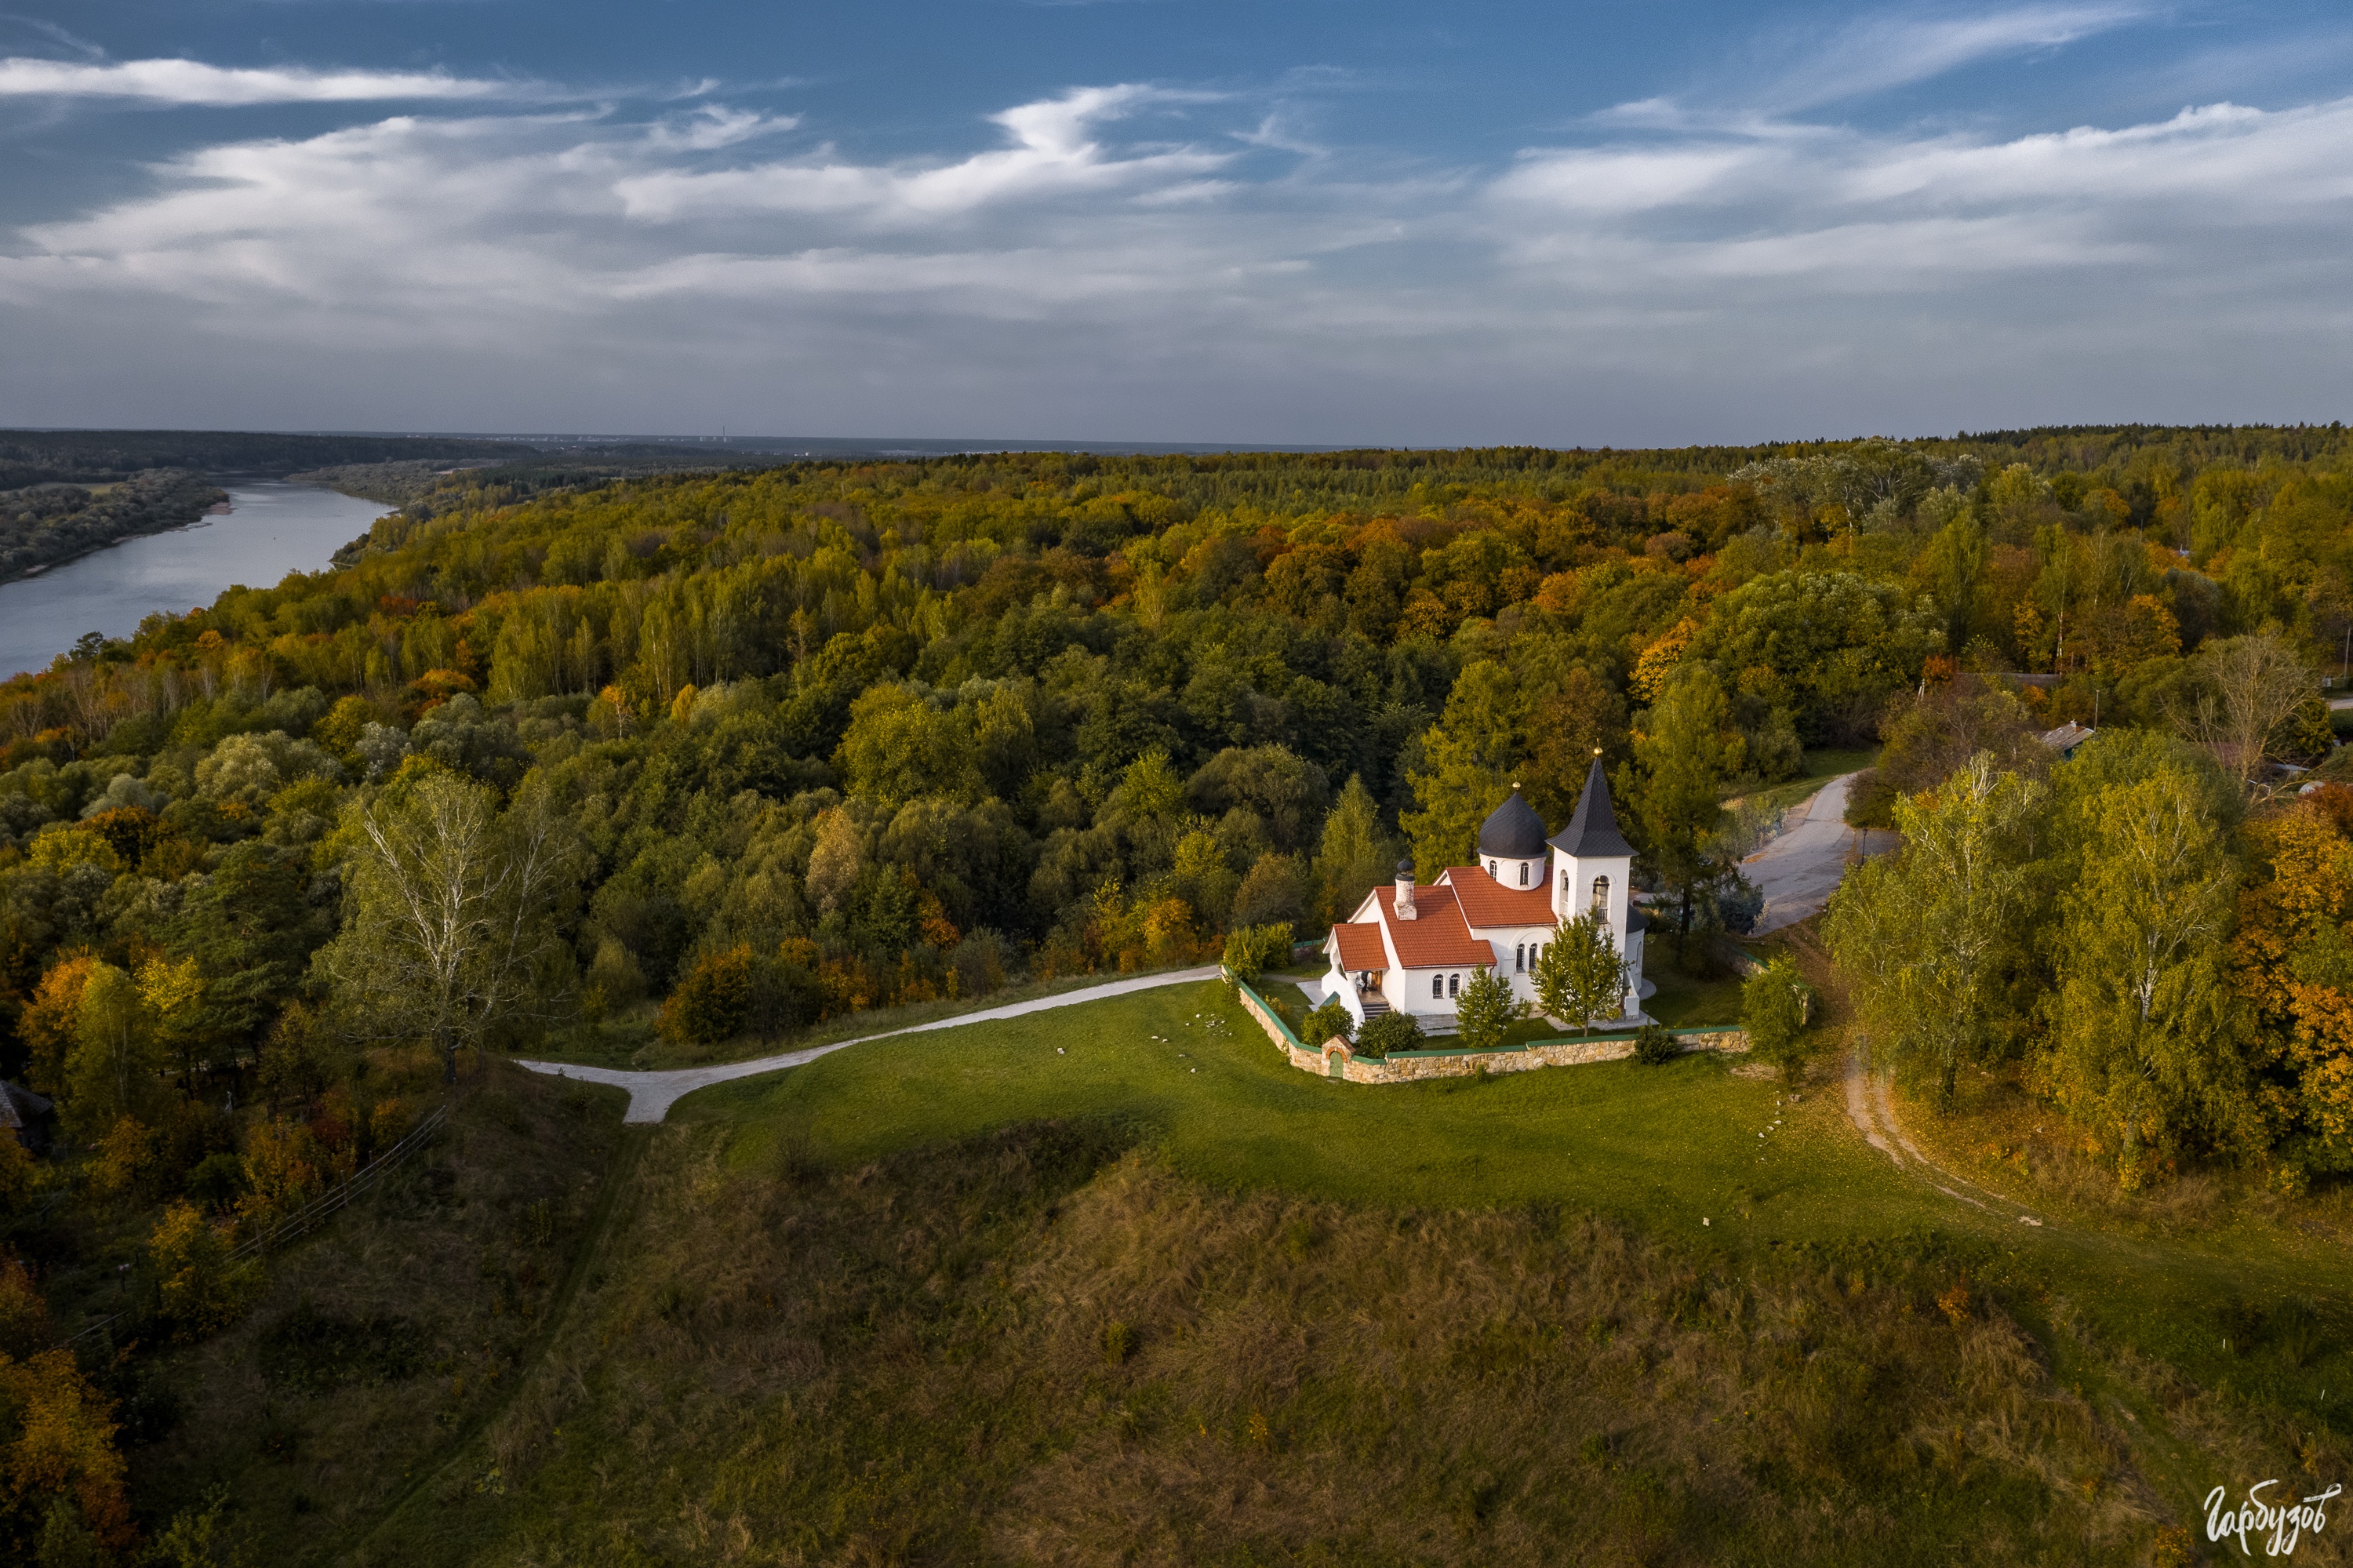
[1743,773,1899,935]
[519,965,1225,1124]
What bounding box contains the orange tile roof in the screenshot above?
[1370,884,1496,969]
[1442,865,1558,930]
[1329,922,1387,971]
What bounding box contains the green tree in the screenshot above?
[833,683,980,808]
[1532,911,1629,1035]
[1686,569,1941,744]
[1740,954,1811,1083]
[321,771,581,1082]
[2041,766,2248,1188]
[1401,661,1522,879]
[1314,774,1396,922]
[1825,755,2044,1110]
[1453,966,1521,1051]
[1625,666,1744,948]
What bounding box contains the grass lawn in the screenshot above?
[1724,746,1878,817]
[526,962,1213,1071]
[693,980,1861,1235]
[1643,962,1744,1026]
[686,977,2349,1438]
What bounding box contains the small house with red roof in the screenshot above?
[1321,760,1649,1032]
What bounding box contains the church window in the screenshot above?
[1560,869,1570,896]
[1448,973,1460,999]
[1515,943,1525,971]
[1517,861,1529,886]
[1488,859,1498,877]
[1431,974,1443,999]
[1591,875,1609,914]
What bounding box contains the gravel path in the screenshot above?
[1742,772,1900,933]
[519,965,1225,1124]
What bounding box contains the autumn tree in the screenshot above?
[2229,801,2353,1188]
[0,1346,134,1559]
[321,769,582,1082]
[64,962,169,1137]
[2168,631,2317,786]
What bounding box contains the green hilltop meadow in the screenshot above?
[0,428,2348,1564]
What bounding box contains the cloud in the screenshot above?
[0,56,518,104]
[1596,3,2153,128]
[613,85,1230,224]
[4,67,2353,442]
[1774,2,2151,107]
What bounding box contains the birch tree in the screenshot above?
[2169,631,2316,786]
[1825,754,2043,1109]
[322,770,581,1082]
[2043,766,2245,1187]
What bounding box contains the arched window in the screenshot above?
[1488,859,1498,878]
[1448,973,1460,999]
[1431,973,1444,999]
[1517,861,1529,886]
[1515,942,1526,972]
[1591,875,1609,914]
[1560,868,1570,896]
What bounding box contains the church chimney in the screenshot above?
[1394,859,1417,920]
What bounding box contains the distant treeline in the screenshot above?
[0,431,527,490]
[0,471,227,588]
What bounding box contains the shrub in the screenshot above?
[658,944,755,1046]
[184,1152,247,1217]
[1304,997,1353,1045]
[1355,1011,1424,1059]
[1221,922,1293,984]
[1740,953,1812,1083]
[1633,1024,1679,1065]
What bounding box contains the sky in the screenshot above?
[2,2,2351,447]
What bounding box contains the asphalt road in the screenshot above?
[1743,773,1899,934]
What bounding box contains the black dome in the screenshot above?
[1478,788,1550,859]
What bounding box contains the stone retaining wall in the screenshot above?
[1224,969,1747,1085]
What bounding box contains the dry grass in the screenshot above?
[365,1119,2198,1566]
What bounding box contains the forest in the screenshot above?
[2,427,2351,1555]
[0,473,231,587]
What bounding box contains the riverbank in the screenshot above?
[0,469,227,588]
[0,482,398,678]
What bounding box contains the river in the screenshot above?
[0,482,395,680]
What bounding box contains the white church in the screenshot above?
[1322,759,1650,1033]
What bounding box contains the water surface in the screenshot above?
[0,482,393,679]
